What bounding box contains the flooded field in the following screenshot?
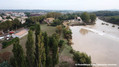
[70,18,119,67]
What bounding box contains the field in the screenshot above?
[40,24,57,36]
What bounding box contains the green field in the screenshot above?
[41,24,57,36]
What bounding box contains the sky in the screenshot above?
[0,0,119,10]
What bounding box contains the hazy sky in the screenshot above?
[0,0,119,10]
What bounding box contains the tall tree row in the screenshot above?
[11,23,59,67]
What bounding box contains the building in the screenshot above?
[12,29,28,38]
[77,17,82,22]
[0,16,2,21]
[44,18,55,24]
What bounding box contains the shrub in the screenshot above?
[70,48,74,54]
[29,26,36,31]
[2,38,16,48]
[58,40,64,48]
[0,61,12,67]
[73,51,91,67]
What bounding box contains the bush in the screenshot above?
[2,38,16,48]
[58,40,64,48]
[70,48,74,54]
[0,61,12,67]
[73,51,91,67]
[29,26,36,31]
[51,19,63,26]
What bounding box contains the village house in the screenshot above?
[18,17,28,24]
[44,18,55,24]
[12,29,28,38]
[68,17,84,26]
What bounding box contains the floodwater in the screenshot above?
[70,18,119,67]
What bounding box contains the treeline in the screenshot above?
[25,12,78,27]
[99,16,119,25]
[58,13,80,20]
[94,11,119,16]
[94,11,119,25]
[0,19,22,32]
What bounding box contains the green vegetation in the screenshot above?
[99,16,119,25]
[38,33,46,67]
[12,38,26,67]
[41,24,56,36]
[0,12,93,67]
[51,19,63,26]
[94,11,119,25]
[81,12,96,24]
[47,12,62,18]
[73,51,91,65]
[81,12,90,23]
[56,25,62,35]
[0,18,22,32]
[2,38,16,48]
[90,14,96,23]
[63,27,72,45]
[0,61,12,67]
[52,36,59,67]
[58,13,78,20]
[26,30,35,67]
[94,11,119,16]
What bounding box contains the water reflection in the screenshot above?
[80,28,89,35]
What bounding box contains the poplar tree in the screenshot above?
[42,32,50,67]
[26,30,35,67]
[12,37,26,67]
[38,33,46,67]
[52,37,59,67]
[35,23,41,67]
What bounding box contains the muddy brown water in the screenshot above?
[70,18,119,67]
